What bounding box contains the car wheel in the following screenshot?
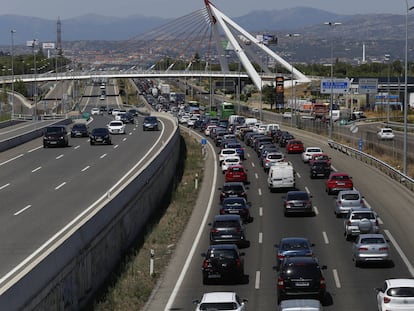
[354,259,360,267]
[90,141,94,145]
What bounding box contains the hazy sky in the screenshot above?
[3,0,410,19]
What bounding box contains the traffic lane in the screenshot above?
[0,116,171,277]
[286,147,411,310]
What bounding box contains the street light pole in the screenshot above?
[324,22,342,140]
[384,54,391,124]
[32,39,38,121]
[404,1,414,175]
[10,29,16,120]
[286,34,300,128]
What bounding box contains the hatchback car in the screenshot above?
[70,123,89,138]
[221,156,242,174]
[376,279,414,311]
[209,214,248,247]
[219,182,248,202]
[309,153,331,168]
[352,233,391,267]
[225,165,248,183]
[275,237,315,269]
[219,148,238,164]
[310,161,331,179]
[193,292,248,311]
[201,244,245,284]
[263,152,285,172]
[326,172,353,195]
[277,256,327,304]
[107,120,126,134]
[43,125,69,148]
[301,147,323,163]
[120,112,135,124]
[220,197,252,223]
[343,208,380,240]
[283,191,314,216]
[91,107,101,115]
[143,116,159,131]
[334,190,365,217]
[89,127,111,145]
[286,140,305,154]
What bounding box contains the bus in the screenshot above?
[188,100,200,114]
[220,102,236,120]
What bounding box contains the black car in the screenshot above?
[143,116,159,131]
[201,244,245,284]
[283,191,314,216]
[89,127,112,145]
[220,197,252,223]
[70,123,89,137]
[128,108,138,116]
[43,125,69,148]
[219,182,248,202]
[275,237,315,269]
[279,133,295,147]
[277,256,327,304]
[209,214,248,247]
[120,112,135,124]
[310,161,331,179]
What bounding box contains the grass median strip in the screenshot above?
[93,131,204,310]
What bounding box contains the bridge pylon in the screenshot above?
[204,0,310,90]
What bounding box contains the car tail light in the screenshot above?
[236,258,241,267]
[337,200,342,206]
[375,219,379,226]
[383,296,391,303]
[220,208,225,214]
[211,228,219,233]
[320,277,326,289]
[379,247,389,251]
[277,254,284,259]
[236,227,241,232]
[346,220,352,226]
[202,259,210,269]
[277,277,284,288]
[358,247,368,251]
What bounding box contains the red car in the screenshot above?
[286,139,304,154]
[326,172,353,194]
[309,153,332,168]
[225,165,248,183]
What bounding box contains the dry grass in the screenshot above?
[93,131,204,311]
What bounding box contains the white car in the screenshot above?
[301,147,323,163]
[193,292,247,311]
[221,155,242,173]
[91,107,100,115]
[377,279,414,311]
[377,128,394,140]
[204,125,217,136]
[219,148,238,164]
[107,120,125,134]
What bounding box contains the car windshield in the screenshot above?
[388,287,414,297]
[199,302,238,310]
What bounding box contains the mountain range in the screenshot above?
[0,7,413,63]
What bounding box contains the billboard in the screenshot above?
[275,76,284,108]
[42,42,56,49]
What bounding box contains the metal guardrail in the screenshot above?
[328,139,414,192]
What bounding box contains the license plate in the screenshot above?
[96,138,102,141]
[295,282,310,287]
[208,274,221,279]
[222,235,232,238]
[337,182,345,186]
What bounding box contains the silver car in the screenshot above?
[352,233,391,267]
[334,190,365,217]
[344,208,380,240]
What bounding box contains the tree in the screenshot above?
[262,84,277,110]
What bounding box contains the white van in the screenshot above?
[279,299,323,311]
[228,115,245,125]
[265,123,280,133]
[267,161,295,192]
[245,117,258,128]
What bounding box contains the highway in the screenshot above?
[0,85,175,287]
[156,125,414,311]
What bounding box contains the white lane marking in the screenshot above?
[255,271,261,289]
[251,162,255,168]
[0,183,10,190]
[255,173,259,179]
[258,232,263,244]
[313,206,319,215]
[296,172,301,178]
[123,138,127,142]
[81,166,90,172]
[331,165,338,172]
[114,145,119,149]
[258,188,262,196]
[128,132,132,136]
[74,145,80,150]
[332,269,341,288]
[384,229,414,277]
[100,154,107,159]
[56,154,64,160]
[14,205,32,216]
[259,207,263,217]
[55,182,66,190]
[305,186,310,193]
[0,154,23,167]
[31,166,42,173]
[322,231,329,244]
[28,146,42,153]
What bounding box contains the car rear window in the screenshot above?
[223,185,244,191]
[342,193,360,200]
[214,220,240,227]
[360,237,385,244]
[287,193,309,200]
[332,175,350,180]
[199,302,237,310]
[268,154,283,160]
[352,212,375,219]
[388,287,414,297]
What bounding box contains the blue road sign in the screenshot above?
[358,138,363,151]
[321,79,349,94]
[201,138,207,145]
